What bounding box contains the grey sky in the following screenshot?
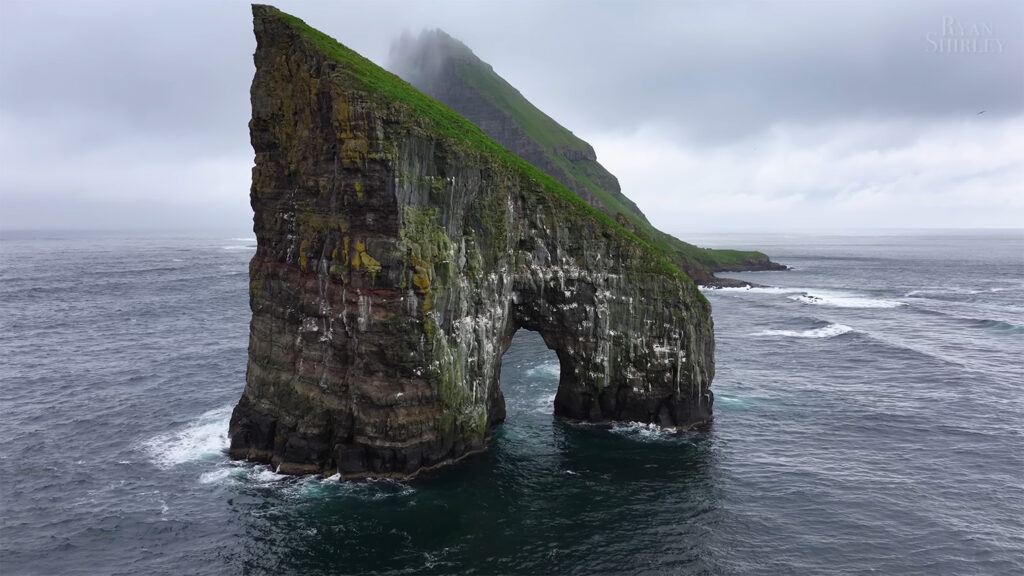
[1,0,1021,234]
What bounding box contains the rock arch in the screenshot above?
[228,6,714,479]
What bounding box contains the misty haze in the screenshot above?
[1,2,1022,575]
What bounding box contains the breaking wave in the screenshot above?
[526,361,560,378]
[753,323,854,339]
[702,286,804,295]
[789,292,904,309]
[140,405,232,468]
[534,392,556,414]
[705,285,905,309]
[197,462,417,500]
[609,421,686,441]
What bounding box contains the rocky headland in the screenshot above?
[389,30,786,285]
[230,6,761,479]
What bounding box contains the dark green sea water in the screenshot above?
[1,231,1022,575]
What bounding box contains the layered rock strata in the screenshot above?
[388,30,787,284]
[229,6,714,478]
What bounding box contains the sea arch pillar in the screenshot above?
[498,261,710,429]
[230,5,716,480]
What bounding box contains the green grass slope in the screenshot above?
[388,31,781,282]
[450,57,648,226]
[265,6,690,282]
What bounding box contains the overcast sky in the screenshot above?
[1,0,1021,235]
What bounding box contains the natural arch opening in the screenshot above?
[498,329,560,421]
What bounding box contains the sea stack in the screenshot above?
[389,30,786,285]
[228,5,715,478]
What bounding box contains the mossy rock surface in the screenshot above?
[229,5,717,479]
[389,28,786,284]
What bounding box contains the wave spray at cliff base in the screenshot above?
[140,405,233,468]
[1,232,1022,575]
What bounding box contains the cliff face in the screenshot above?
[389,30,647,222]
[388,31,786,285]
[229,6,714,478]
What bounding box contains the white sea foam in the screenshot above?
[702,286,804,295]
[526,362,560,378]
[141,405,232,468]
[789,292,904,309]
[198,468,236,485]
[706,284,904,309]
[609,421,682,441]
[230,237,257,242]
[222,245,257,251]
[252,467,287,484]
[753,323,854,339]
[533,392,556,414]
[197,464,286,487]
[296,476,416,500]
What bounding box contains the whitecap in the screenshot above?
[753,323,854,339]
[533,392,556,414]
[222,245,257,251]
[789,292,904,309]
[251,466,287,484]
[701,286,804,295]
[609,421,681,441]
[705,284,904,309]
[295,476,416,500]
[140,405,232,468]
[526,362,560,378]
[198,467,236,485]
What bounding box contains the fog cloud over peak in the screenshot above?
[387,29,472,86]
[1,0,1021,232]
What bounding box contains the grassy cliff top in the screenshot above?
[257,5,694,282]
[440,41,652,228]
[383,28,775,280]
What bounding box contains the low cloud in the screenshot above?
[1,0,1020,231]
[591,115,1024,232]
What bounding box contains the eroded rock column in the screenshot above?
[228,5,714,479]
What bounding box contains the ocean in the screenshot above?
[1,230,1021,575]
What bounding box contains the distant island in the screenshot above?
[229,5,778,479]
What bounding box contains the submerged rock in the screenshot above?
[229,5,715,478]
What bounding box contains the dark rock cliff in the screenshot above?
[389,30,646,221]
[388,30,787,285]
[229,6,714,478]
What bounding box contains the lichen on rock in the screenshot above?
[229,5,716,479]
